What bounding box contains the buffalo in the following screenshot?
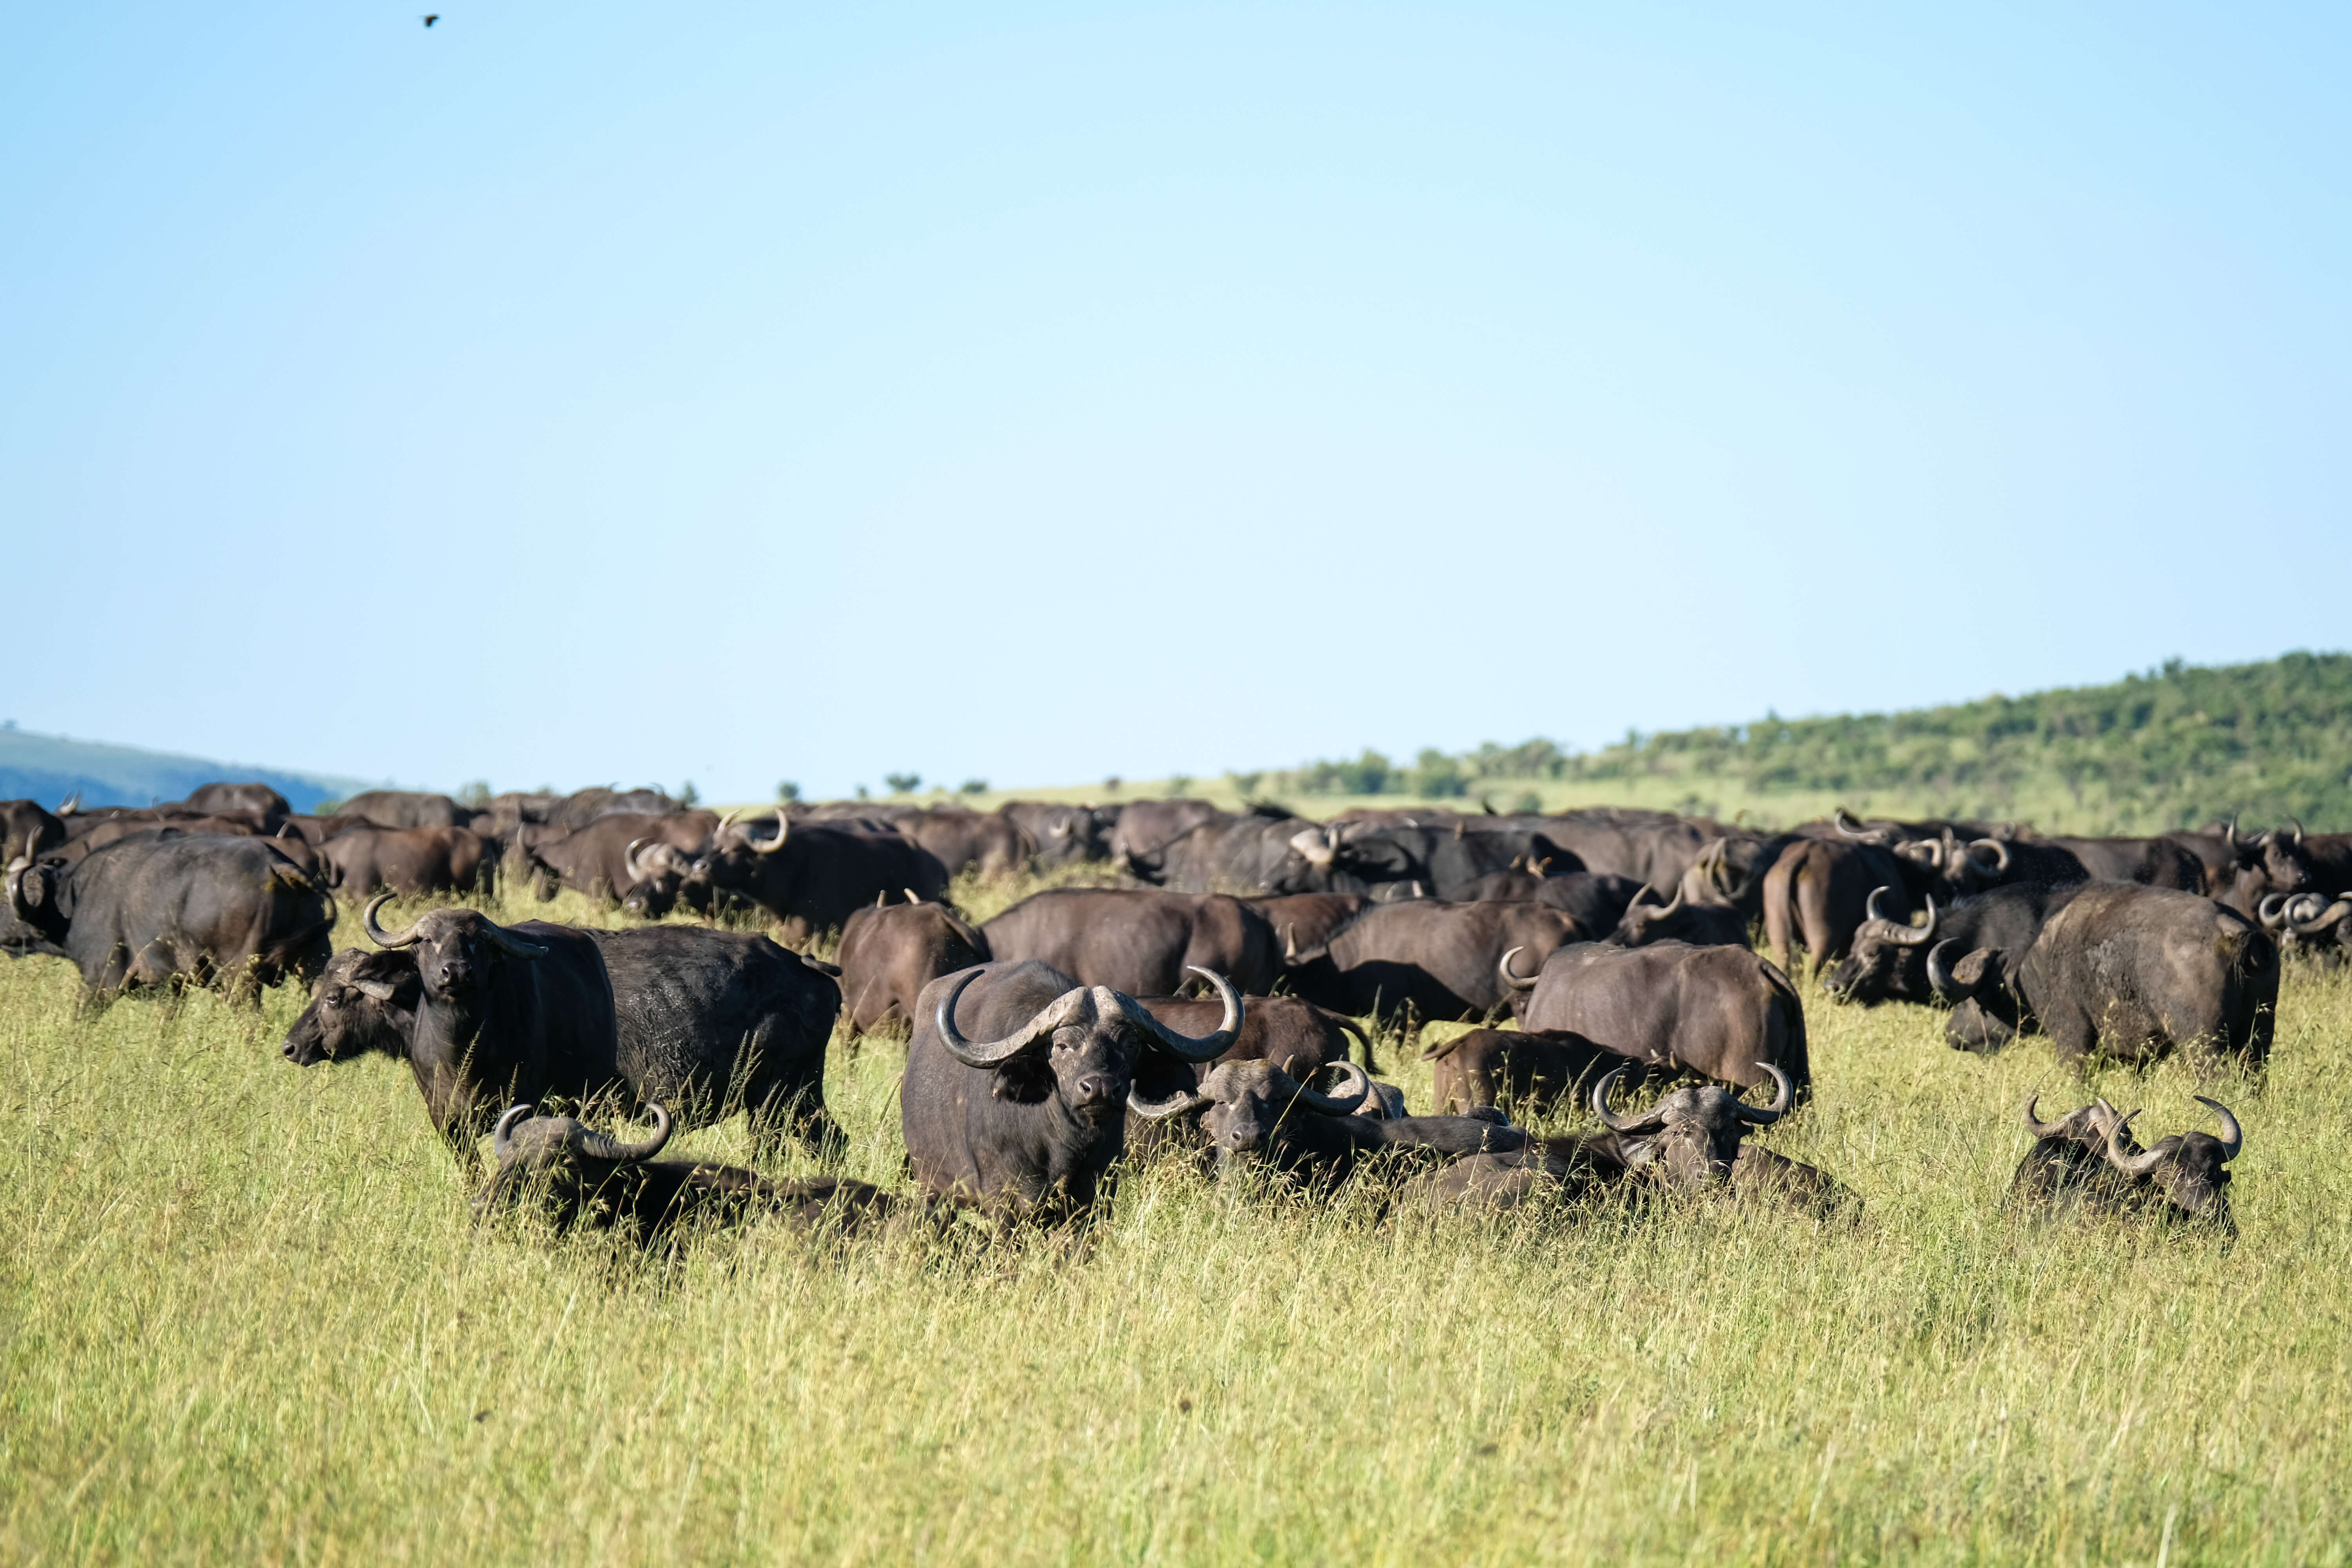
[982,888,1279,998]
[837,897,991,1034]
[1423,1026,1622,1117]
[2011,1095,2239,1230]
[688,811,949,947]
[319,824,493,898]
[329,789,474,830]
[1282,899,1586,1040]
[1588,1062,1841,1211]
[1508,939,1810,1098]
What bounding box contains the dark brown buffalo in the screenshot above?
[687,811,949,947]
[1282,900,1586,1036]
[2011,1096,2239,1230]
[837,897,991,1033]
[901,960,1242,1219]
[1605,875,1748,949]
[1424,1026,1621,1116]
[181,781,292,819]
[1109,799,1226,879]
[1511,940,1809,1097]
[1589,1063,1841,1211]
[900,808,1034,879]
[1137,994,1370,1078]
[982,888,1279,998]
[1455,868,1642,935]
[5,831,334,997]
[999,801,1109,868]
[331,789,475,829]
[0,801,69,858]
[525,811,720,905]
[1243,893,1370,958]
[472,1105,911,1245]
[280,948,421,1063]
[319,825,492,898]
[1761,836,1922,978]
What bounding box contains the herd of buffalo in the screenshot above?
[9,780,2341,1243]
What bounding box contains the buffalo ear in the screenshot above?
[1951,947,2001,987]
[16,869,45,909]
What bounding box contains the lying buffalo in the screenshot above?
[901,960,1242,1220]
[1121,995,1376,1160]
[1589,1063,1842,1211]
[1937,884,2275,1069]
[1457,868,1642,935]
[837,897,990,1034]
[5,831,334,997]
[524,811,718,905]
[290,896,842,1163]
[688,811,948,947]
[1508,940,1810,1098]
[281,948,421,1064]
[1605,881,1748,949]
[1423,1026,1622,1116]
[1282,900,1586,1039]
[319,825,492,898]
[2011,1096,2239,1230]
[472,1104,909,1244]
[981,889,1278,998]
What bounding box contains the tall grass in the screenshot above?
[3,877,2348,1564]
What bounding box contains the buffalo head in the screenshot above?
[933,964,1243,1125]
[1131,1057,1375,1163]
[471,1102,675,1225]
[2103,1097,2241,1223]
[362,891,549,998]
[1824,888,1938,1002]
[1590,1062,1793,1188]
[283,947,421,1063]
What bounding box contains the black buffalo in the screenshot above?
[1283,899,1587,1038]
[1510,940,1810,1097]
[2010,1096,2239,1230]
[837,897,991,1034]
[319,825,493,898]
[982,888,1278,998]
[1423,1026,1622,1116]
[900,959,1242,1220]
[1823,882,2079,1008]
[688,811,949,947]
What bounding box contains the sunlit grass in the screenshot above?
[2,874,2347,1564]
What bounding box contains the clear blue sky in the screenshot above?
[7,3,2347,799]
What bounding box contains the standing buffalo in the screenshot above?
[1823,883,2076,1007]
[837,897,991,1034]
[1762,837,1924,978]
[688,811,949,947]
[982,889,1278,998]
[181,781,293,819]
[1281,900,1586,1038]
[899,809,1034,879]
[1244,893,1371,958]
[5,831,333,997]
[524,811,719,906]
[999,801,1108,869]
[900,960,1242,1219]
[319,825,492,898]
[329,789,473,829]
[1508,940,1809,1097]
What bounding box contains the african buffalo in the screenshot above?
[1423,1026,1622,1116]
[524,810,719,906]
[2011,1096,2239,1230]
[472,1104,909,1244]
[319,825,493,898]
[900,808,1034,879]
[981,888,1278,998]
[1508,940,1810,1097]
[837,897,991,1034]
[1243,893,1372,958]
[280,948,422,1064]
[1109,799,1226,880]
[181,781,292,819]
[1823,883,2079,1007]
[327,789,471,829]
[1761,836,1924,978]
[1456,868,1642,935]
[900,959,1242,1219]
[1589,1063,1841,1211]
[5,831,333,997]
[688,811,949,947]
[1282,899,1586,1038]
[999,801,1109,869]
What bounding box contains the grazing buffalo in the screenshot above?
[1588,1063,1840,1210]
[2011,1096,2239,1230]
[1244,893,1372,959]
[688,811,949,947]
[1282,900,1586,1037]
[1605,880,1748,949]
[1423,1026,1622,1116]
[1272,819,1577,901]
[544,788,682,831]
[1824,884,2078,1007]
[324,789,470,829]
[837,897,991,1034]
[470,1105,908,1250]
[5,832,333,997]
[2041,836,2207,891]
[1130,1058,1524,1190]
[324,896,842,1163]
[900,959,1242,1219]
[524,811,719,905]
[0,801,69,858]
[472,1104,909,1244]
[1457,868,1643,935]
[1510,940,1810,1097]
[1940,884,2276,1070]
[981,889,1279,998]
[319,825,492,898]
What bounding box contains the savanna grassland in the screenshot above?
[3,872,2349,1566]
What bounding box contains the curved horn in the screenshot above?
[2292,898,2352,936]
[1497,946,1539,991]
[1734,1062,1795,1124]
[1293,1059,1374,1115]
[57,791,81,815]
[2223,817,2240,850]
[932,969,1070,1067]
[903,887,923,905]
[1927,938,1969,998]
[568,1104,672,1163]
[1863,885,1896,926]
[1590,1063,1669,1134]
[1630,885,1686,926]
[624,837,652,882]
[1289,828,1335,868]
[2194,1095,2242,1161]
[1968,838,2011,876]
[2258,892,2288,929]
[1834,808,1874,840]
[751,815,789,854]
[2102,1111,2171,1178]
[1127,967,1245,1062]
[1049,820,1072,837]
[478,919,550,959]
[492,1103,534,1160]
[362,891,422,949]
[1125,1084,1212,1120]
[2020,1095,2073,1139]
[2289,817,2304,846]
[1881,893,1937,948]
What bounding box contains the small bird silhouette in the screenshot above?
[422,13,439,25]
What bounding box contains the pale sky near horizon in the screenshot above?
[7,4,2348,798]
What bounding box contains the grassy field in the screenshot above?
[4,873,2349,1565]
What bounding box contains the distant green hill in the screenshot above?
[1229,651,2352,835]
[0,726,379,815]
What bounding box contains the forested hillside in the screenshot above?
[1253,652,2352,834]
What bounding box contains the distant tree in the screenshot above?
[958,779,987,795]
[855,784,869,799]
[1167,775,1193,797]
[1103,776,1123,794]
[884,773,921,794]
[776,780,802,802]
[456,780,492,809]
[678,780,700,808]
[1229,771,1263,798]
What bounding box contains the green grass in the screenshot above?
[4,876,2349,1564]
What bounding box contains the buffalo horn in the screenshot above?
[903,887,922,904]
[1125,967,1244,1062]
[568,1104,673,1163]
[1926,938,1960,998]
[2289,817,2305,846]
[1050,820,1071,838]
[2258,892,2286,928]
[1289,828,1335,868]
[2194,1095,2243,1161]
[1734,1062,1795,1124]
[57,791,81,815]
[1834,808,1874,840]
[1294,1060,1374,1115]
[482,920,549,958]
[1126,1084,1212,1120]
[624,838,651,882]
[2223,817,2240,850]
[751,815,789,854]
[492,1103,535,1161]
[2292,898,2352,936]
[1497,945,1540,991]
[1881,892,1937,947]
[1590,1064,1668,1134]
[1631,885,1686,926]
[2020,1094,2073,1138]
[2102,1111,2172,1178]
[933,969,1074,1066]
[1968,838,2011,877]
[362,892,422,949]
